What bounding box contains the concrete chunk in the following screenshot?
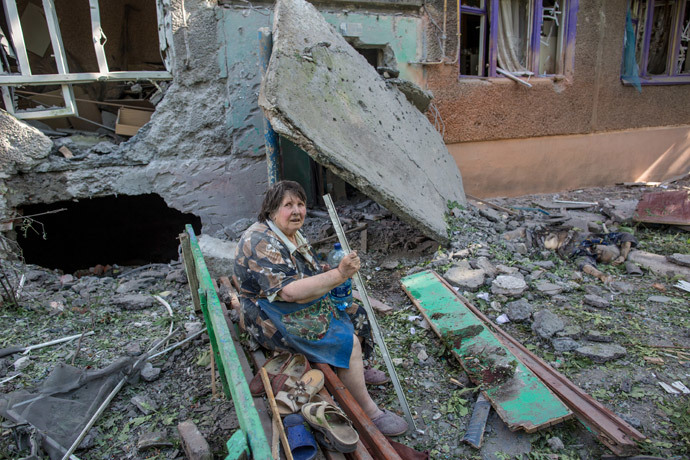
[583,294,610,309]
[259,0,466,243]
[491,275,527,297]
[0,110,53,175]
[575,343,627,363]
[628,250,690,280]
[444,261,485,292]
[532,310,565,339]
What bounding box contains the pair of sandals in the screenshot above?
[248,352,324,415]
[250,352,358,453]
[249,352,307,396]
[301,396,359,453]
[275,368,325,415]
[283,400,359,458]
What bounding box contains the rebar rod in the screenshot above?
[322,194,416,433]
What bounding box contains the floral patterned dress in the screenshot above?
[234,221,373,368]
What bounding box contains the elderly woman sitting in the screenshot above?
[234,180,408,436]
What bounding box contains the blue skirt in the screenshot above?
[257,296,355,368]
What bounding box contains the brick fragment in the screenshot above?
[178,420,212,460]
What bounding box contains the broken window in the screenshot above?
[0,0,173,133]
[459,0,576,78]
[626,0,690,84]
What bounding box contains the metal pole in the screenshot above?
[322,194,416,433]
[60,329,178,460]
[258,27,281,185]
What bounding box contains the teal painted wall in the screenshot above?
[218,10,271,159]
[219,6,422,188]
[320,12,422,82]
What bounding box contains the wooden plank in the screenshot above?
[214,283,274,447]
[466,193,518,216]
[314,363,403,460]
[400,270,572,433]
[438,278,645,456]
[179,232,201,313]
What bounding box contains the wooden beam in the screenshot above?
[261,368,294,460]
[215,283,273,446]
[179,232,201,313]
[314,363,403,460]
[465,193,518,216]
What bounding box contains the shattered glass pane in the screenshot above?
[460,13,486,75]
[539,0,565,75]
[646,0,675,75]
[676,2,690,73]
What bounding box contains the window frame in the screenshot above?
[0,0,174,119]
[458,0,578,80]
[627,0,690,85]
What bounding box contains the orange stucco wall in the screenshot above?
[450,125,690,198]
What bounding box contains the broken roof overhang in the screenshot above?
[258,0,466,243]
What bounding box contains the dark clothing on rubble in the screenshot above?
[565,232,638,269]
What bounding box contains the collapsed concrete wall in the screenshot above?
[1,0,268,239]
[260,0,466,242]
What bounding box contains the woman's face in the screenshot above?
[271,192,306,237]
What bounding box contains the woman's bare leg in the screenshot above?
[337,334,382,419]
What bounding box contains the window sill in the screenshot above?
[621,76,690,86]
[458,75,567,84]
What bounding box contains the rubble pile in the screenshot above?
[0,180,689,459]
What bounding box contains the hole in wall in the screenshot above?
[15,194,202,273]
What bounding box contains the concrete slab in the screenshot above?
[259,0,466,243]
[627,250,690,281]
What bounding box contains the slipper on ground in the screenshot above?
[283,413,318,460]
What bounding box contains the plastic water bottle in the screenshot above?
[327,243,352,310]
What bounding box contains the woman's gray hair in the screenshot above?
[258,180,307,222]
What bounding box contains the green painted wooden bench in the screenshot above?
[180,225,271,460]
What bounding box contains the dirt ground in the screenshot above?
[1,179,689,460]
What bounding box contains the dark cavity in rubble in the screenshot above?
[16,194,202,272]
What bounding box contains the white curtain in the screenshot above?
[497,0,530,73]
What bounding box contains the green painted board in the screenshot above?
[401,270,572,432]
[184,225,272,460]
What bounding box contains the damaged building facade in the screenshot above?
[1,0,689,266]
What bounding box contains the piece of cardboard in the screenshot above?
[115,107,152,136]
